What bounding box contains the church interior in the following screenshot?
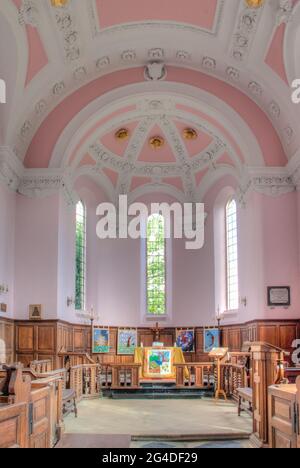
[1,0,300,450]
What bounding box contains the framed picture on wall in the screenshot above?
[268,287,291,307]
[29,304,42,321]
[92,328,110,354]
[117,329,137,355]
[176,329,195,353]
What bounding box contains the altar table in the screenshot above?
[134,347,189,380]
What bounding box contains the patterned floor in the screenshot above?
[131,439,251,449]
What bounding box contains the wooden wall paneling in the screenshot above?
[0,319,14,364]
[278,324,297,350]
[16,324,34,353]
[258,324,278,347]
[8,319,300,369]
[73,326,86,352]
[228,328,242,351]
[36,325,56,354]
[221,328,229,348]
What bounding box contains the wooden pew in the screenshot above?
[0,402,28,448]
[0,366,59,448]
[268,381,298,448]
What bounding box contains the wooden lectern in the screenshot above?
[247,342,287,448]
[209,348,228,401]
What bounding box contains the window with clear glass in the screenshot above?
[146,214,166,315]
[75,201,86,311]
[226,198,239,310]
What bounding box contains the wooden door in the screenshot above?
[29,387,51,448]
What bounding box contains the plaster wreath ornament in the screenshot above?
[145,62,167,81]
[96,56,110,70]
[202,57,216,70]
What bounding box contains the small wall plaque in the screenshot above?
[0,303,7,313]
[268,287,291,307]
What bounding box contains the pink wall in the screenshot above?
[4,177,300,326]
[0,182,16,318]
[14,194,60,319]
[261,192,300,319]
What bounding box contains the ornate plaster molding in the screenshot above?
[236,166,295,207]
[0,147,23,191]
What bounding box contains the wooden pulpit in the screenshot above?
[247,342,287,448]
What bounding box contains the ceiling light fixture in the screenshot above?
[51,0,69,7]
[115,128,130,141]
[149,136,165,150]
[183,128,198,140]
[245,0,264,8]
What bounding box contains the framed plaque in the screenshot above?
[268,287,291,307]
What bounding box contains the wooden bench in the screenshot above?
[237,387,253,416]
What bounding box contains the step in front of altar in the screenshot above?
[103,382,214,400]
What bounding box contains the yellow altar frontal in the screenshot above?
[134,347,188,380]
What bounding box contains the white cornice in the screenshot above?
[1,145,299,204]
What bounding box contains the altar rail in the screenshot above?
[70,364,101,400]
[175,363,214,389]
[111,364,141,389]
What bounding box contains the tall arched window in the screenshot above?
[146,214,166,316]
[226,198,239,310]
[75,200,86,311]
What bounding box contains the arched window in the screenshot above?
[75,201,86,311]
[226,198,239,310]
[146,214,166,316]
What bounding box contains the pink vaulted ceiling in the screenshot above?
[95,0,218,30]
[24,67,287,170]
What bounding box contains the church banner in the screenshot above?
[204,328,220,353]
[176,329,195,352]
[117,328,137,355]
[93,328,110,354]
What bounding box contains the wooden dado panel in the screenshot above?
[0,318,14,364]
[17,325,34,352]
[16,321,58,368]
[3,318,299,368]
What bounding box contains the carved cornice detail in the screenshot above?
[229,3,265,62]
[0,147,22,191]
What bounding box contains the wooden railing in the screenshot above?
[222,364,249,400]
[99,364,112,388]
[58,351,96,368]
[111,364,141,390]
[70,364,101,400]
[175,363,214,389]
[30,359,52,373]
